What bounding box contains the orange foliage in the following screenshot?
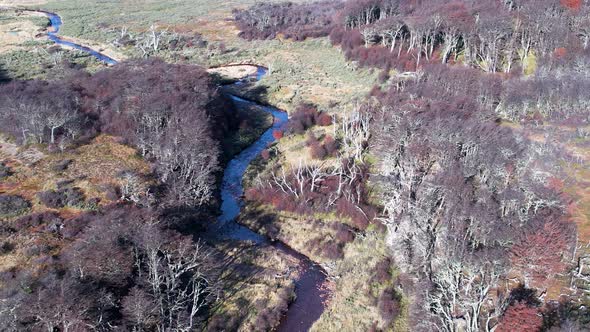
[272,130,284,140]
[560,0,582,10]
[554,47,567,58]
[497,302,543,332]
[510,219,572,281]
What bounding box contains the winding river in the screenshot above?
[40,11,329,332]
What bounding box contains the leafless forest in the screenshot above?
[1,0,589,331]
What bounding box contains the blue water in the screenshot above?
[42,11,118,65]
[214,72,288,243]
[214,68,329,332]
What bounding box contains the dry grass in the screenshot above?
[0,134,151,274]
[210,241,300,331]
[207,64,257,81]
[240,204,342,264]
[0,134,150,215]
[311,229,400,332]
[0,10,46,54]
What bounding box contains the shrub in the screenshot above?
[272,130,283,140]
[0,195,31,217]
[0,162,12,178]
[497,302,543,332]
[14,212,62,230]
[261,149,271,160]
[102,184,121,201]
[317,113,333,126]
[0,241,15,254]
[336,199,369,230]
[310,142,328,159]
[561,0,582,10]
[322,240,344,259]
[37,187,85,209]
[323,135,338,157]
[51,159,73,172]
[378,288,400,325]
[288,103,328,134]
[334,223,355,243]
[371,258,393,285]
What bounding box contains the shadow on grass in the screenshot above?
[239,205,281,241]
[0,63,10,84]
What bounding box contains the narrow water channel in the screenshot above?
[40,12,330,331]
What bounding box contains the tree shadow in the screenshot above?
[239,206,280,240]
[222,82,270,106]
[0,63,10,84]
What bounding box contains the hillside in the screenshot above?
[1,0,589,331]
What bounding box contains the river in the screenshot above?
[40,11,330,332]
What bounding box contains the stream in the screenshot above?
[40,11,330,332]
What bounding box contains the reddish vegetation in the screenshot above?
[261,149,271,160]
[236,0,589,73]
[305,132,339,160]
[511,215,575,282]
[554,47,568,58]
[1,59,230,206]
[288,103,332,135]
[246,157,375,230]
[377,288,400,325]
[561,0,582,10]
[233,1,342,41]
[497,302,544,332]
[272,130,284,140]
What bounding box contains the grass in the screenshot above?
[23,0,376,112]
[209,241,299,331]
[0,134,151,217]
[0,1,387,329]
[311,229,402,331]
[39,0,313,41]
[0,47,107,80]
[522,50,537,76]
[238,204,407,331]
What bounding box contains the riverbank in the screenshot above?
[0,2,392,330]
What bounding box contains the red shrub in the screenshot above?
[317,113,332,126]
[336,199,369,230]
[245,188,260,201]
[554,47,567,58]
[497,302,543,332]
[261,149,271,160]
[510,214,574,281]
[560,0,582,10]
[323,135,338,156]
[310,142,327,159]
[378,288,400,325]
[288,103,320,134]
[272,130,283,140]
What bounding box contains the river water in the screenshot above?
[41,12,329,331]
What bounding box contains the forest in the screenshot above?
[234,0,590,331]
[0,60,236,330]
[0,0,589,331]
